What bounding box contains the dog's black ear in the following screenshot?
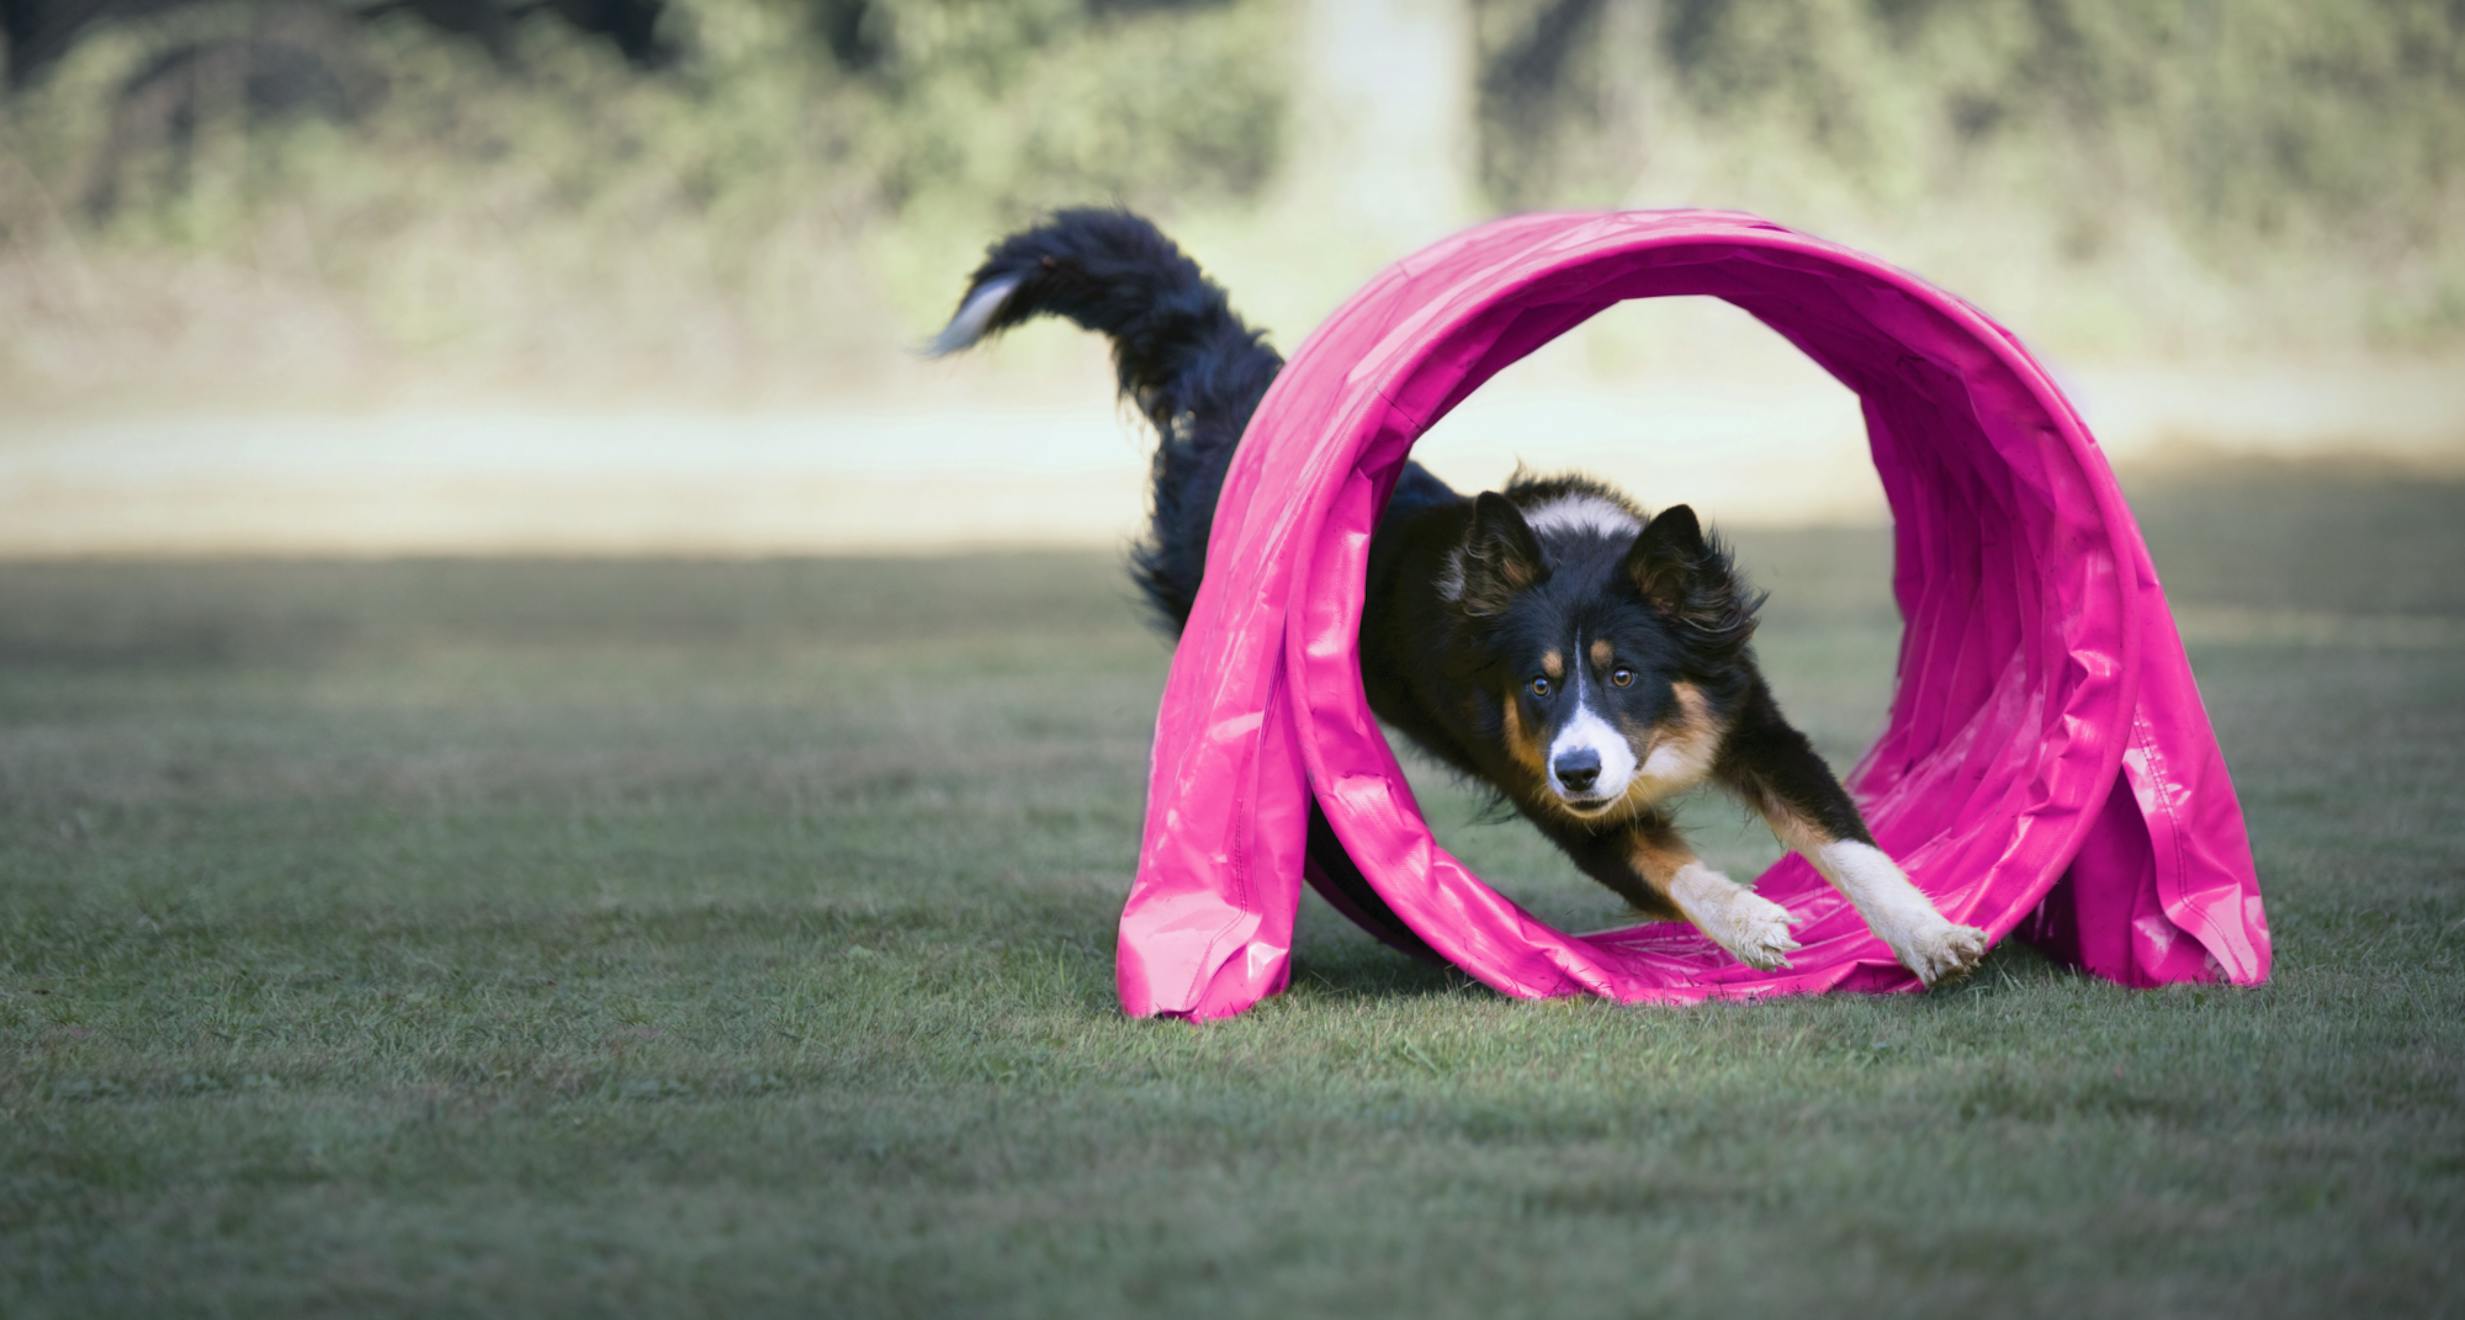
[1451,492,1548,617]
[1624,505,1763,658]
[1625,504,1706,607]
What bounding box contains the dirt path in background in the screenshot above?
[2,362,2457,555]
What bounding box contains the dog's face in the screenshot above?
[1448,491,1760,821]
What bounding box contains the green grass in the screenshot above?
[3,468,2463,1317]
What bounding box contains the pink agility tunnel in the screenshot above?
[1118,210,2271,1020]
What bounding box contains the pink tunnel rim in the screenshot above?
[1277,213,2147,994]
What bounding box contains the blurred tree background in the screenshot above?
[0,0,2458,406]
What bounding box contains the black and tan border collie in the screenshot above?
[931,209,1988,985]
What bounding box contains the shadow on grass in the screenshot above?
[1272,913,2103,1013]
[1286,936,1475,1004]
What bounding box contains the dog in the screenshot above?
[930,208,1989,985]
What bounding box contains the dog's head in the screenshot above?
[1447,487,1763,820]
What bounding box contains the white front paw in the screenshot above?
[1718,890,1802,971]
[1894,921,1988,986]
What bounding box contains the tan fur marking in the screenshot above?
[1609,681,1727,816]
[1498,691,1545,776]
[1671,680,1710,723]
[1626,828,1696,891]
[1759,798,1837,855]
[1541,651,1564,681]
[1589,638,1613,670]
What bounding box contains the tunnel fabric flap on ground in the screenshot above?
[1116,210,2272,1020]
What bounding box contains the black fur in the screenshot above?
[931,208,1293,629]
[934,209,1915,961]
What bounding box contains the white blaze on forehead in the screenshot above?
[1545,631,1638,800]
[1521,493,1641,540]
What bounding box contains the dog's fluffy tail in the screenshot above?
[927,207,1280,445]
[931,208,1280,630]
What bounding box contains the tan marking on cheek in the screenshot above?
[1666,683,1725,758]
[1590,638,1613,670]
[1541,651,1564,682]
[1671,681,1709,725]
[1615,681,1728,812]
[1498,692,1545,775]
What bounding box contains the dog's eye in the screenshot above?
[1610,667,1635,689]
[1528,676,1553,699]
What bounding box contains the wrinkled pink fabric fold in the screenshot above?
[1117,211,2270,1020]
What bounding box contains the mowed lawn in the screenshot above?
[3,468,2460,1318]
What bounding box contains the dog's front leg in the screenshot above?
[1557,814,1794,972]
[1727,731,1987,985]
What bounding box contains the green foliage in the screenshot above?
[847,0,1284,223]
[0,0,1285,399]
[1474,0,2465,348]
[1656,0,2460,237]
[0,0,2458,403]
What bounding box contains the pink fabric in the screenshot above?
[1117,210,2271,1020]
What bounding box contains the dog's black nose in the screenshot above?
[1554,748,1601,793]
